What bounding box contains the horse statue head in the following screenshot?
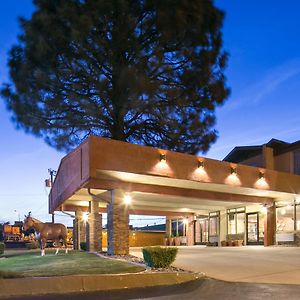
[23,211,34,230]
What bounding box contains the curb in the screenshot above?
[0,272,203,298]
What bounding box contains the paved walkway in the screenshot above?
[130,246,300,285]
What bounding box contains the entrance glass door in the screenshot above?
[247,212,260,244]
[208,211,220,245]
[199,218,208,244]
[195,217,208,244]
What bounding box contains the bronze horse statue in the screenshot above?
[23,213,68,256]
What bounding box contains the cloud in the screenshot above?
[224,58,300,112]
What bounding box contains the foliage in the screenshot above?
[80,242,87,251]
[142,246,178,268]
[0,230,3,242]
[1,0,229,154]
[0,242,5,255]
[25,240,39,250]
[0,250,143,277]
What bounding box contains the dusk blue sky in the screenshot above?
[1,1,300,225]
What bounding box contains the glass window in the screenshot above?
[228,213,236,234]
[259,212,264,242]
[276,205,294,232]
[227,208,245,235]
[209,217,218,236]
[209,211,219,236]
[237,213,245,234]
[296,205,300,230]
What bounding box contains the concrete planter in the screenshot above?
[174,237,181,246]
[221,240,227,247]
[227,240,233,246]
[168,237,174,246]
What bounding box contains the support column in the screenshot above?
[219,210,227,246]
[73,211,86,250]
[264,202,276,246]
[107,190,129,255]
[86,200,102,252]
[166,217,172,236]
[186,215,195,246]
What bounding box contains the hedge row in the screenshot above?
[142,246,178,268]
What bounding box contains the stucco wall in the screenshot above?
[275,152,293,173]
[239,154,264,168]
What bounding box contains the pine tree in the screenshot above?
[1,0,229,154]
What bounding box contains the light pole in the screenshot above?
[14,210,20,222]
[46,168,57,223]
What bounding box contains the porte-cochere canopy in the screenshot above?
[49,136,300,254]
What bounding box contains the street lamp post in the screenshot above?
[14,210,20,222]
[46,168,57,223]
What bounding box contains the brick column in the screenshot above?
[264,202,276,246]
[86,200,102,252]
[107,190,129,255]
[73,211,86,250]
[186,215,195,246]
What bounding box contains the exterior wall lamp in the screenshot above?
[160,154,166,162]
[259,171,265,179]
[198,161,204,169]
[230,167,237,175]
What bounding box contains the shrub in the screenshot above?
[0,242,4,255]
[142,246,178,268]
[25,240,39,250]
[80,242,87,251]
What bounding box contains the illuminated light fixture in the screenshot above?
[280,208,286,215]
[230,167,237,175]
[124,193,132,205]
[160,153,166,162]
[82,212,89,222]
[260,205,267,214]
[183,218,189,225]
[198,160,204,169]
[259,171,265,179]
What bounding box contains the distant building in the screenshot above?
[224,138,300,174]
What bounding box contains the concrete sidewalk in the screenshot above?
[131,246,300,285]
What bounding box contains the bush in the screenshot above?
[142,246,178,268]
[0,242,4,255]
[80,242,87,251]
[25,240,39,250]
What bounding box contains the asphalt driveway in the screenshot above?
[130,246,300,285]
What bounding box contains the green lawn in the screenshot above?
[0,250,144,278]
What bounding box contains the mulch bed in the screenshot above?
[96,252,190,273]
